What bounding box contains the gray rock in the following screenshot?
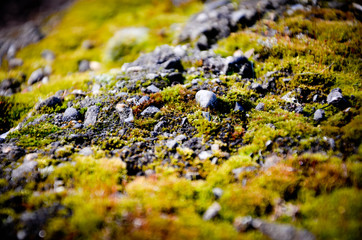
[116,104,134,123]
[174,134,187,143]
[28,68,44,85]
[141,106,160,117]
[8,58,23,68]
[41,50,55,61]
[12,160,38,180]
[224,56,254,78]
[251,82,263,93]
[199,151,213,160]
[233,216,253,232]
[313,109,325,121]
[35,96,62,110]
[327,88,348,108]
[78,60,90,72]
[196,90,217,108]
[137,95,150,105]
[255,102,265,111]
[203,202,221,220]
[166,139,178,150]
[234,102,244,112]
[79,147,93,156]
[212,187,223,199]
[252,219,315,240]
[84,105,100,126]
[63,107,80,122]
[154,120,166,132]
[146,84,160,93]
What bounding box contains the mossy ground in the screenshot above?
[0,1,361,240]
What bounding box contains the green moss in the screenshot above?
[301,188,362,240]
[8,122,60,148]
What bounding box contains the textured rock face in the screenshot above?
[62,107,80,122]
[195,90,217,108]
[84,105,100,126]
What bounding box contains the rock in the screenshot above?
[250,82,263,93]
[233,216,253,232]
[84,105,100,126]
[252,218,316,240]
[41,50,55,61]
[78,60,90,72]
[35,96,62,110]
[24,153,38,162]
[116,104,134,123]
[195,90,217,108]
[163,58,184,72]
[82,40,95,49]
[313,109,325,122]
[168,72,184,83]
[63,107,80,122]
[166,139,178,150]
[28,68,44,85]
[141,106,160,117]
[212,187,223,199]
[11,160,38,180]
[327,88,348,109]
[137,96,150,105]
[154,120,165,132]
[255,102,265,111]
[79,147,93,156]
[234,102,244,112]
[0,78,21,96]
[8,58,23,68]
[224,56,254,78]
[231,9,257,27]
[175,134,187,142]
[146,84,160,93]
[199,151,212,160]
[203,202,221,220]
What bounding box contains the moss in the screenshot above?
[8,122,60,148]
[300,188,362,240]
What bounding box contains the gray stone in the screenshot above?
[146,84,160,93]
[63,107,80,122]
[28,68,44,85]
[196,90,217,108]
[8,58,23,68]
[232,166,258,179]
[84,105,100,126]
[234,102,244,112]
[154,121,165,132]
[255,102,265,111]
[79,147,93,156]
[253,219,315,240]
[141,106,160,117]
[35,96,62,110]
[234,216,253,232]
[199,151,213,160]
[12,160,38,180]
[212,187,223,199]
[174,134,187,142]
[116,104,134,123]
[78,60,90,72]
[203,202,221,220]
[166,139,178,150]
[41,49,55,61]
[313,109,325,121]
[137,95,150,105]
